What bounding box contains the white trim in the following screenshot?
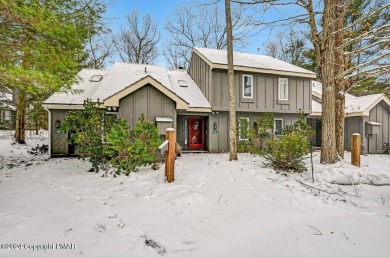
[48,109,52,158]
[186,107,212,113]
[238,117,250,141]
[242,74,253,99]
[278,78,288,101]
[42,104,85,110]
[103,76,189,110]
[274,118,283,135]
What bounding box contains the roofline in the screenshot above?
[193,48,317,79]
[42,104,85,110]
[186,107,212,113]
[103,76,189,110]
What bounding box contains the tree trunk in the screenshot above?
[15,89,27,144]
[334,0,347,158]
[225,0,237,161]
[320,0,338,164]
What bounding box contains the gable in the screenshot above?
[193,47,317,79]
[103,76,189,110]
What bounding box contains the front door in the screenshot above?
[189,117,204,149]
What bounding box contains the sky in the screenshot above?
[103,0,307,67]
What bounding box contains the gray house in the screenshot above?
[0,88,16,129]
[309,81,390,154]
[43,47,316,157]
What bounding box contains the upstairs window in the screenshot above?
[4,111,11,121]
[278,78,288,100]
[242,74,253,99]
[274,119,283,135]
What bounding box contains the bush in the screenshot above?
[61,99,116,172]
[62,99,161,175]
[104,114,162,175]
[237,113,274,154]
[263,112,314,173]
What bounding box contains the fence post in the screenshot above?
[165,128,176,183]
[351,133,361,167]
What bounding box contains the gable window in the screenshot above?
[242,75,253,99]
[278,78,288,100]
[238,117,250,140]
[274,119,283,135]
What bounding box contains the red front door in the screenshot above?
[188,117,204,149]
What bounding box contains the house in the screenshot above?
[43,47,316,157]
[0,87,16,129]
[308,81,390,154]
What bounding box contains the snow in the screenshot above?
[310,81,389,117]
[194,47,316,77]
[0,91,15,111]
[91,63,173,102]
[1,133,390,258]
[43,69,106,105]
[168,70,211,109]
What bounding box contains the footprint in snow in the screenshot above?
[197,183,204,189]
[261,195,275,201]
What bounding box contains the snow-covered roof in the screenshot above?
[91,63,172,102]
[310,81,390,117]
[344,93,385,116]
[193,47,316,78]
[44,63,211,112]
[168,70,211,110]
[44,69,106,105]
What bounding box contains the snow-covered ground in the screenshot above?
[0,133,390,258]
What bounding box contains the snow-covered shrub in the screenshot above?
[263,112,314,173]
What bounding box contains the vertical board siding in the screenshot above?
[188,53,211,102]
[119,85,176,128]
[51,110,68,155]
[211,69,311,113]
[368,101,390,153]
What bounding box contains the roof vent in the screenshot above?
[144,67,147,73]
[178,80,188,87]
[90,75,103,82]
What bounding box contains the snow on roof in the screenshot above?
[311,81,389,117]
[311,99,322,115]
[194,47,316,77]
[345,94,383,114]
[168,70,211,109]
[91,63,172,102]
[43,69,106,105]
[312,81,356,101]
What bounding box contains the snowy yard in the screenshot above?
[1,133,390,258]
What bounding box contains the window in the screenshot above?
[178,80,188,87]
[4,111,11,121]
[278,78,288,100]
[242,75,253,99]
[274,119,283,135]
[238,117,250,140]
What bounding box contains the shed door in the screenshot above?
[189,117,204,149]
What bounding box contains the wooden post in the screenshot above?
[165,128,176,183]
[351,133,361,167]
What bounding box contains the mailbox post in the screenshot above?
[158,128,177,183]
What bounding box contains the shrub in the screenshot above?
[237,113,274,154]
[104,114,161,175]
[61,99,116,172]
[263,112,314,173]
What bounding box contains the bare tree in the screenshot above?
[236,0,389,163]
[83,33,114,69]
[225,0,238,161]
[264,29,308,66]
[113,10,160,64]
[164,1,255,69]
